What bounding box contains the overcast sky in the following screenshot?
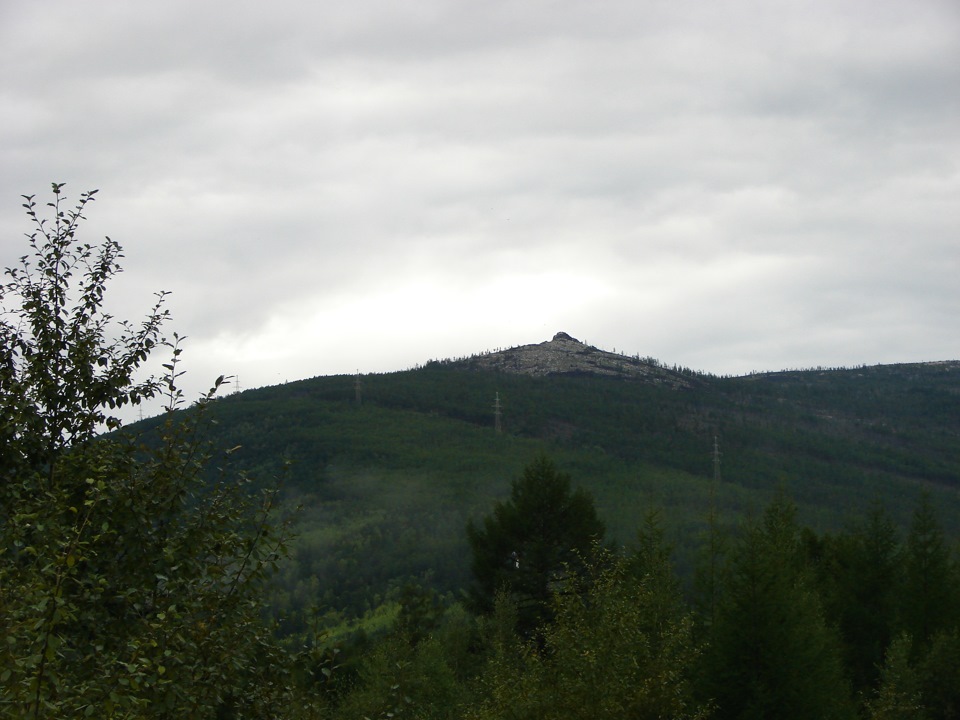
[2,0,958,410]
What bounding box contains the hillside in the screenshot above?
[132,334,960,624]
[458,331,696,388]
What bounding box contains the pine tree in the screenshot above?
[865,633,924,720]
[901,492,958,655]
[812,502,902,694]
[868,629,960,720]
[467,547,709,720]
[869,493,960,720]
[464,454,605,635]
[700,494,855,720]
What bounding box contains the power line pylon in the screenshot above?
[702,435,724,630]
[712,435,722,483]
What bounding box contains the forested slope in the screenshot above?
[131,350,960,625]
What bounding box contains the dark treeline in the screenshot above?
[277,456,960,720]
[205,355,960,636]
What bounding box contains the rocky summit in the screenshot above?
[460,332,694,388]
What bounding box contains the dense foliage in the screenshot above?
[466,547,709,720]
[314,487,960,719]
[699,495,855,719]
[0,187,293,717]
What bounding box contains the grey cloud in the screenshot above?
[1,0,957,389]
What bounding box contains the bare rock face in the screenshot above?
[463,332,694,388]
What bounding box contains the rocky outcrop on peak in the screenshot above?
[461,332,695,389]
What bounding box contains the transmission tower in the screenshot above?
[703,435,724,629]
[493,392,502,434]
[712,435,722,483]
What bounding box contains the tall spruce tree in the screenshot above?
[464,454,605,635]
[811,502,902,694]
[901,492,958,654]
[867,493,960,720]
[700,494,855,720]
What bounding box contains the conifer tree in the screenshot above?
[467,547,709,720]
[865,633,924,720]
[464,454,605,635]
[867,494,960,720]
[811,502,902,694]
[901,492,958,654]
[700,494,855,720]
[868,629,960,720]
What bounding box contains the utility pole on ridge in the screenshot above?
[712,435,722,483]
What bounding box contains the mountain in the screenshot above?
[136,334,960,626]
[457,331,696,388]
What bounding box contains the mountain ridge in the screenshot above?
[426,331,958,388]
[448,331,696,389]
[145,332,960,622]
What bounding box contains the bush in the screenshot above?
[0,185,291,718]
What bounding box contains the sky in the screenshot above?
[2,0,958,413]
